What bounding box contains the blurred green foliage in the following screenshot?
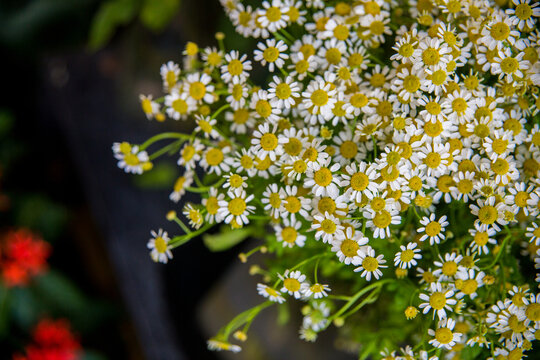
[89,0,181,50]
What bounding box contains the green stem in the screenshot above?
[170,223,216,248]
[211,103,230,119]
[173,217,192,234]
[140,132,196,150]
[481,234,511,270]
[149,139,184,160]
[329,279,392,321]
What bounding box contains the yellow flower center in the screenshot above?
[232,109,249,125]
[154,236,168,253]
[478,205,498,224]
[256,100,272,118]
[422,47,441,66]
[424,120,443,137]
[341,239,360,257]
[362,256,379,271]
[283,138,302,156]
[325,48,342,64]
[320,219,337,234]
[228,59,243,76]
[500,58,519,74]
[516,3,533,19]
[284,278,301,292]
[229,174,244,188]
[462,279,478,294]
[401,249,415,262]
[490,22,510,41]
[426,221,442,236]
[228,197,247,216]
[172,98,188,114]
[339,141,357,159]
[334,24,350,41]
[284,196,301,213]
[399,43,415,57]
[526,303,540,322]
[260,133,278,151]
[206,148,224,166]
[409,176,423,191]
[275,83,292,99]
[189,81,206,100]
[124,153,140,166]
[266,7,281,22]
[282,227,297,244]
[314,168,333,186]
[515,191,529,207]
[457,179,473,194]
[492,158,509,175]
[348,53,364,67]
[318,197,336,214]
[429,292,446,310]
[403,74,421,92]
[424,152,442,168]
[311,89,329,107]
[263,47,279,62]
[508,315,527,333]
[435,328,453,344]
[373,210,391,228]
[206,197,219,214]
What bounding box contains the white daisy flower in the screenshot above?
[418,214,449,245]
[428,318,462,350]
[147,229,173,264]
[218,188,256,226]
[394,242,422,269]
[279,270,308,299]
[352,246,388,281]
[257,283,286,303]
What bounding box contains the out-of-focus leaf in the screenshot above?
[10,287,41,330]
[33,271,87,314]
[0,111,14,139]
[203,226,253,252]
[81,350,108,360]
[460,344,483,360]
[277,303,289,326]
[14,195,67,241]
[0,284,10,337]
[32,271,114,333]
[132,162,178,189]
[88,0,139,50]
[140,0,180,31]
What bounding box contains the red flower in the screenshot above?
[1,229,51,287]
[2,262,30,287]
[12,319,81,360]
[32,319,80,351]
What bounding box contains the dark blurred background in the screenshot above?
[0,2,358,359]
[0,0,232,359]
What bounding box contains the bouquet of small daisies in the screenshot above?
[113,0,540,358]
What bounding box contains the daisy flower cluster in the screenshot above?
[113,0,540,358]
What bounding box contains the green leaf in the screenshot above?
[14,195,67,240]
[33,271,87,314]
[0,111,14,139]
[81,350,108,360]
[88,0,139,50]
[219,301,273,340]
[140,0,180,31]
[203,226,253,252]
[460,344,483,360]
[132,162,178,189]
[276,303,289,326]
[0,284,10,337]
[10,287,41,330]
